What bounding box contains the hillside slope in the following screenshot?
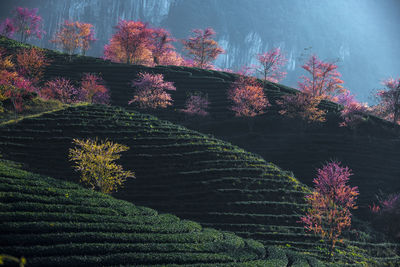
[1,159,326,266]
[0,104,399,265]
[2,36,397,209]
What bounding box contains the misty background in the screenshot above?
[0,0,399,102]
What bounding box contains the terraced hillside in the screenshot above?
[1,159,328,267]
[1,104,399,265]
[2,37,398,208]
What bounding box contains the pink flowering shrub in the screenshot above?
[80,73,110,104]
[375,77,400,124]
[41,78,81,104]
[277,93,326,123]
[336,90,368,128]
[129,72,176,109]
[0,69,36,113]
[181,93,209,116]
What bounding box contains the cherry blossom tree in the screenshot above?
[9,7,44,42]
[0,18,15,38]
[80,73,110,104]
[255,48,287,84]
[104,20,153,65]
[78,22,96,56]
[181,93,210,116]
[151,28,175,65]
[299,54,345,99]
[16,47,50,85]
[182,28,224,69]
[277,92,326,123]
[228,76,269,117]
[336,90,368,128]
[0,69,36,114]
[129,72,176,109]
[0,48,36,114]
[375,77,400,125]
[40,78,81,104]
[300,162,359,261]
[51,20,96,56]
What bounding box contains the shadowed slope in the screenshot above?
[0,104,399,265]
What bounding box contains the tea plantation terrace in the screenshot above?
[0,104,399,265]
[0,159,331,266]
[3,37,397,209]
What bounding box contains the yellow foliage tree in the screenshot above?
[69,138,134,194]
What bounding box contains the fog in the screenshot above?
[1,0,399,102]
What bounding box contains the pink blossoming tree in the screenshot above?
[300,161,359,260]
[129,72,176,109]
[255,47,287,84]
[7,7,44,42]
[228,76,269,118]
[375,77,400,125]
[80,73,110,104]
[181,93,210,116]
[299,54,345,99]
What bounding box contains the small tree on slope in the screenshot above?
[129,72,176,109]
[69,138,135,194]
[182,28,224,69]
[255,47,287,84]
[376,77,400,125]
[299,54,345,99]
[300,161,359,261]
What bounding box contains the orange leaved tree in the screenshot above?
[182,28,224,69]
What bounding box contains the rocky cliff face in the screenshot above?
[1,0,399,101]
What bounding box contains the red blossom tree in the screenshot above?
[277,93,326,123]
[16,47,50,85]
[129,72,176,109]
[299,54,345,99]
[51,20,96,56]
[182,28,224,69]
[228,76,269,117]
[375,77,400,125]
[104,20,153,65]
[80,73,110,104]
[300,161,359,260]
[255,47,287,84]
[8,7,44,42]
[181,93,210,116]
